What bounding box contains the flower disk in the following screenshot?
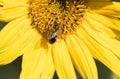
[29,0,87,42]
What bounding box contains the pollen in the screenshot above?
[28,0,87,41]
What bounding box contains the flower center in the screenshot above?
[28,0,87,43]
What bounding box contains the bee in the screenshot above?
[48,21,59,44]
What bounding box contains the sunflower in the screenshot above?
[0,0,120,79]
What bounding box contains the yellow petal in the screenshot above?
[0,28,40,65]
[82,20,120,58]
[20,45,55,79]
[86,12,120,31]
[65,34,98,79]
[0,0,29,5]
[88,0,111,1]
[90,2,120,18]
[52,40,76,79]
[0,16,31,47]
[85,12,117,38]
[78,21,120,77]
[88,1,113,10]
[39,45,55,79]
[0,1,28,22]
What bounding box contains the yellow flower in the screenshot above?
[0,0,120,79]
